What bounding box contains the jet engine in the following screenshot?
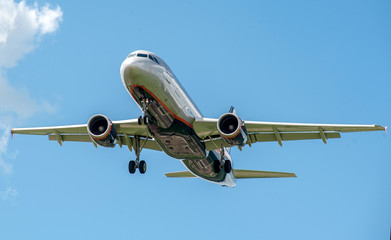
[217,113,248,146]
[87,114,117,148]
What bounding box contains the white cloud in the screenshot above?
[0,0,63,68]
[0,0,63,198]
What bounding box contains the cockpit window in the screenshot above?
[148,55,160,64]
[127,53,136,58]
[137,53,148,58]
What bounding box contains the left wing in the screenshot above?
[11,119,162,152]
[193,118,385,150]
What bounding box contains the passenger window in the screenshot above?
[137,53,148,58]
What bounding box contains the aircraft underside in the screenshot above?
[131,85,232,185]
[131,85,206,159]
[10,50,384,187]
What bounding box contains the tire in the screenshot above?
[143,116,149,125]
[139,160,147,174]
[224,160,232,173]
[138,116,143,125]
[213,160,221,173]
[128,160,136,174]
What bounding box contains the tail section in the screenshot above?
[165,171,196,178]
[232,169,296,178]
[165,169,296,179]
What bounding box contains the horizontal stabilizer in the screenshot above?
[232,169,296,179]
[165,170,296,179]
[165,171,196,178]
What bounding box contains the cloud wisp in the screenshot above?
[0,0,63,199]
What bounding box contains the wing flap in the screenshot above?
[232,169,296,179]
[250,131,341,142]
[12,124,87,135]
[204,131,341,151]
[48,134,91,142]
[48,134,162,151]
[244,121,385,133]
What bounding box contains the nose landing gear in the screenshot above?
[137,97,152,126]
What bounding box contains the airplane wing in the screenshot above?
[11,119,162,152]
[193,118,386,150]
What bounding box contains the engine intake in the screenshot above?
[87,114,117,148]
[217,113,247,146]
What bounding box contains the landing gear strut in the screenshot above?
[137,97,151,126]
[128,136,147,174]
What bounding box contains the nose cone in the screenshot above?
[121,58,146,87]
[121,56,160,91]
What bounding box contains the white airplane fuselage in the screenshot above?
[120,50,235,187]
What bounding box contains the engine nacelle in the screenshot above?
[87,114,117,148]
[217,113,248,146]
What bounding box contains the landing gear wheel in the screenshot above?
[143,116,149,125]
[139,160,147,174]
[137,116,143,125]
[224,160,232,173]
[128,160,136,174]
[213,160,221,173]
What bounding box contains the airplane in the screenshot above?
[11,50,386,187]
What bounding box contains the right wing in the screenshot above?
[11,119,162,152]
[193,118,385,150]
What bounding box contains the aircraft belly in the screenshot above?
[131,85,206,159]
[148,118,206,159]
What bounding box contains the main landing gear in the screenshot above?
[128,136,147,174]
[213,148,232,174]
[137,115,149,125]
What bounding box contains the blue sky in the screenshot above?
[0,0,390,239]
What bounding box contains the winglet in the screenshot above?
[11,129,14,139]
[385,126,388,135]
